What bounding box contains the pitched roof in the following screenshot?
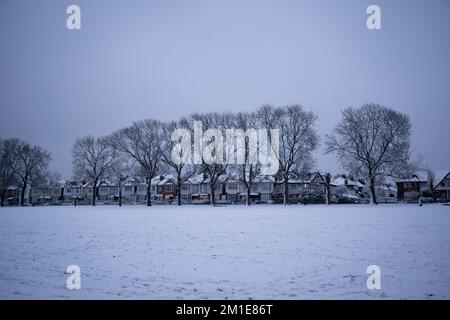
[186,173,207,184]
[157,175,176,185]
[396,170,430,183]
[433,170,450,188]
[64,180,84,187]
[253,175,275,183]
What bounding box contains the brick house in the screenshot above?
[396,171,433,202]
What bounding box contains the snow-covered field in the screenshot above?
[0,204,449,299]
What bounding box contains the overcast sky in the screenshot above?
[1,0,449,178]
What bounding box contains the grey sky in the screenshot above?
[1,0,449,178]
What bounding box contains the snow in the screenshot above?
[1,204,449,299]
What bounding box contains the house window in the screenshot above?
[182,185,189,191]
[228,183,237,190]
[181,194,190,201]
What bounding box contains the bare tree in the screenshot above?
[35,171,63,203]
[72,136,117,206]
[13,141,52,206]
[233,111,260,206]
[161,121,196,206]
[325,104,413,204]
[0,139,20,207]
[257,105,318,205]
[180,112,235,206]
[109,119,163,206]
[108,154,133,207]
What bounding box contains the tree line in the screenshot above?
[0,139,53,207]
[0,103,415,207]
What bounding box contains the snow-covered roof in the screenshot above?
[98,179,115,187]
[186,173,207,185]
[217,174,229,183]
[150,176,165,185]
[433,170,450,188]
[377,184,397,192]
[201,174,228,184]
[64,180,84,187]
[157,174,176,185]
[382,176,397,186]
[331,176,364,187]
[285,172,324,184]
[253,175,275,183]
[81,179,116,187]
[396,171,430,183]
[302,172,324,183]
[123,176,147,185]
[225,177,241,183]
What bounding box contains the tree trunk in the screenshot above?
[369,176,377,205]
[0,190,5,207]
[118,181,122,207]
[177,172,182,206]
[247,187,251,206]
[210,183,216,206]
[20,179,27,206]
[91,180,97,206]
[146,179,152,207]
[283,179,288,205]
[326,184,331,205]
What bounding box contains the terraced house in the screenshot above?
[273,172,326,204]
[15,169,449,206]
[225,175,275,204]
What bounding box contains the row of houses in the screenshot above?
[55,173,275,205]
[4,170,449,206]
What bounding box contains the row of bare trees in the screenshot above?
[71,105,319,206]
[0,103,416,208]
[0,139,52,207]
[0,104,418,206]
[0,104,415,208]
[70,103,415,207]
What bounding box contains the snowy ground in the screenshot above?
[0,204,449,299]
